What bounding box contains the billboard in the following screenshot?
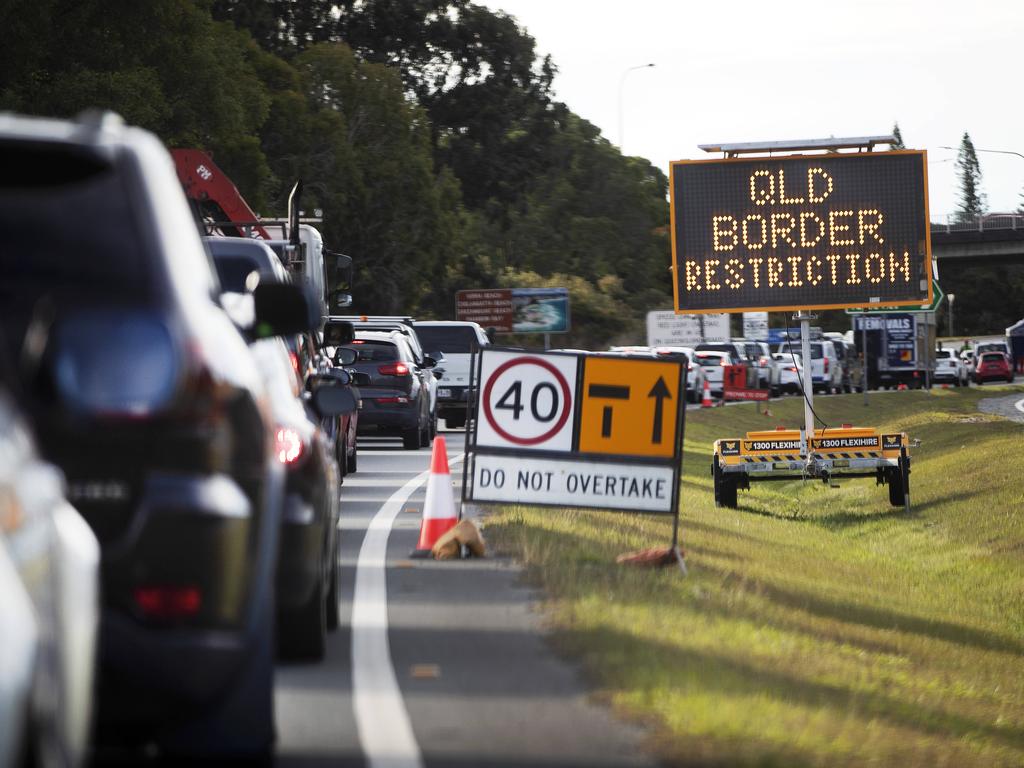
[456,288,570,333]
[670,151,932,313]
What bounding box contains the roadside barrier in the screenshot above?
[411,436,459,558]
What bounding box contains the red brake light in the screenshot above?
[378,362,410,376]
[275,427,305,464]
[375,396,410,404]
[134,586,202,619]
[824,358,830,373]
[288,351,300,374]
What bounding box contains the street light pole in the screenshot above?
[618,63,655,154]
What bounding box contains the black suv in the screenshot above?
[0,112,308,761]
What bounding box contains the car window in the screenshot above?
[0,145,153,296]
[414,325,479,354]
[980,353,1004,363]
[213,255,263,293]
[779,343,823,359]
[694,354,724,367]
[345,340,398,362]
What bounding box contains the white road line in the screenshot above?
[1015,397,1024,414]
[351,454,463,768]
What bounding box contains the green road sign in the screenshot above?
[846,280,943,314]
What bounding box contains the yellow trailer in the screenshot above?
[712,426,911,511]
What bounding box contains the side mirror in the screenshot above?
[326,368,352,386]
[352,371,371,387]
[332,346,357,366]
[433,368,445,379]
[252,282,314,337]
[310,380,357,416]
[324,320,355,346]
[333,293,353,309]
[422,355,437,368]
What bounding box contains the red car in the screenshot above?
[974,351,1015,384]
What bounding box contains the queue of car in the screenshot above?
[0,111,416,764]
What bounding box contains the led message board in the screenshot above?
[670,151,932,314]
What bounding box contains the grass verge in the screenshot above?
[484,385,1024,767]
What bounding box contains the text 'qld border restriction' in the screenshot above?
[669,151,932,313]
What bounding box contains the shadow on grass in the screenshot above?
[558,623,1024,758]
[749,574,1024,657]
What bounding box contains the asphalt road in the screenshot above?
[273,426,658,768]
[977,390,1024,423]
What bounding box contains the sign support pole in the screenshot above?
[862,322,869,407]
[796,312,815,443]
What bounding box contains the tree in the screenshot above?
[955,132,986,220]
[891,122,905,150]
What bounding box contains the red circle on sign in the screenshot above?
[482,357,573,446]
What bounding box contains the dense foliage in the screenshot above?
[3,3,1017,341]
[0,0,670,346]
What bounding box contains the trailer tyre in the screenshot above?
[713,456,738,509]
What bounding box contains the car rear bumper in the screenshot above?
[91,472,266,717]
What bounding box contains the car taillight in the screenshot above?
[53,310,180,418]
[824,358,830,373]
[786,366,798,372]
[288,351,300,375]
[134,585,202,619]
[378,362,410,376]
[760,356,769,366]
[375,396,410,404]
[275,427,305,464]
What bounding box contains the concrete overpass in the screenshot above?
[931,214,1024,264]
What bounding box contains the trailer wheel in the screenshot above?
[713,456,738,509]
[888,448,911,511]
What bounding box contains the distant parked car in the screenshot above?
[772,352,805,394]
[651,346,705,403]
[735,339,781,395]
[775,339,842,394]
[960,349,976,376]
[693,350,732,396]
[934,348,968,386]
[974,351,1014,384]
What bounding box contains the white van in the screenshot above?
[775,339,842,394]
[412,321,490,429]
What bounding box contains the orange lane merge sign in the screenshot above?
[578,357,682,458]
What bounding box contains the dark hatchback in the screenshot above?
[0,112,303,761]
[337,330,433,449]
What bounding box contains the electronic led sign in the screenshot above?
[670,151,932,314]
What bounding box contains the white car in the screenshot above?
[775,339,842,394]
[0,390,100,768]
[772,352,805,394]
[934,348,968,386]
[414,320,490,429]
[652,346,706,403]
[960,349,975,377]
[692,350,732,395]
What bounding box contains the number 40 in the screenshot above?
[495,381,558,422]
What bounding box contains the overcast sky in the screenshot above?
[486,0,1024,219]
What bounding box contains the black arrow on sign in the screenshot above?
[648,377,672,444]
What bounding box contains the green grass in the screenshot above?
[484,385,1024,767]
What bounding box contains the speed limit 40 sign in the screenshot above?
[475,350,578,452]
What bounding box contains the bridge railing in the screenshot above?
[931,213,1024,233]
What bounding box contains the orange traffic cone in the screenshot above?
[701,378,713,408]
[411,436,459,558]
